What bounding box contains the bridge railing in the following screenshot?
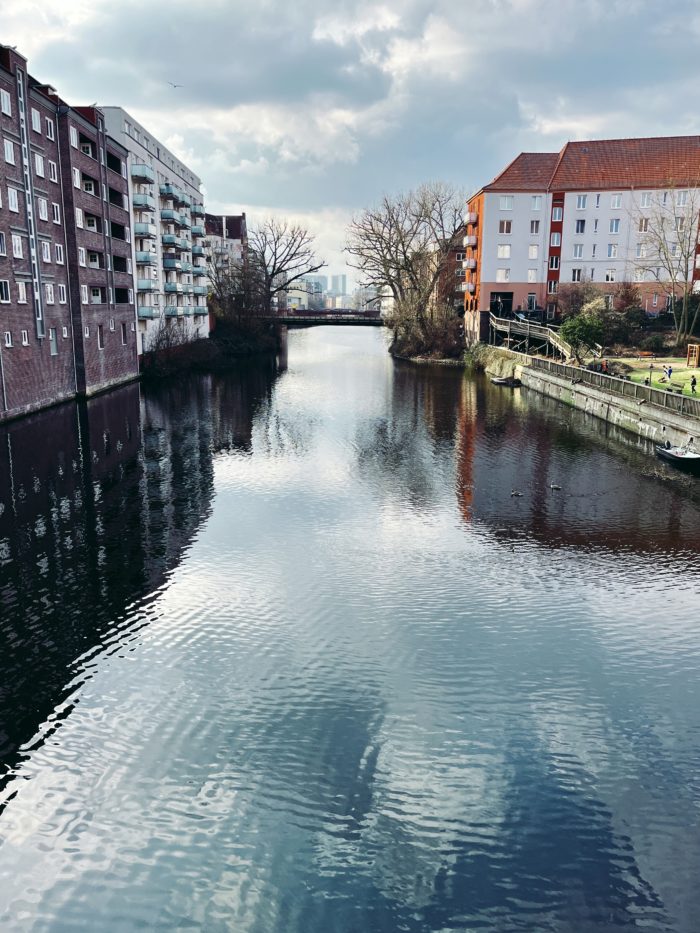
[528,356,700,420]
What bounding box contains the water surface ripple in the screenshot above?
[1,327,699,932]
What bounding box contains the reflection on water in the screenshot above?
[0,327,699,932]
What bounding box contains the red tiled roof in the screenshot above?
[485,152,559,191]
[549,136,700,190]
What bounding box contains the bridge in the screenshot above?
[489,313,602,361]
[264,310,384,327]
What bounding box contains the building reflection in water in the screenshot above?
[0,359,280,791]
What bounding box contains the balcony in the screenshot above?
[160,183,184,202]
[163,258,182,271]
[131,163,155,183]
[165,306,183,317]
[164,282,184,293]
[462,258,477,270]
[184,305,196,316]
[162,234,188,249]
[135,251,157,264]
[463,235,477,248]
[138,306,156,319]
[194,305,207,315]
[191,224,205,236]
[192,204,205,216]
[460,282,476,293]
[133,193,156,210]
[180,216,191,229]
[193,285,208,296]
[191,245,204,256]
[137,279,158,291]
[180,261,192,272]
[192,265,206,276]
[134,222,157,238]
[161,209,182,224]
[466,211,478,225]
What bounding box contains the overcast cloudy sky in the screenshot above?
[5,0,700,283]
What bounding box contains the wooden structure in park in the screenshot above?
[687,344,700,368]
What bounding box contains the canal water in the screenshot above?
[1,326,699,932]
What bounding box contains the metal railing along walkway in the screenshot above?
[528,357,700,420]
[489,314,602,360]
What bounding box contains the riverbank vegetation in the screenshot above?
[346,182,465,359]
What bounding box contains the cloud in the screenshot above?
[3,0,700,286]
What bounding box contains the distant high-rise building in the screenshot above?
[331,274,347,296]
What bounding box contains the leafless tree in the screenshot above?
[345,182,465,355]
[249,218,325,315]
[632,183,700,343]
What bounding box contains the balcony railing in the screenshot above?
[137,279,158,291]
[135,251,157,264]
[191,245,204,256]
[161,209,182,223]
[138,306,156,319]
[190,224,205,237]
[192,204,205,216]
[163,258,182,270]
[192,265,206,276]
[462,258,477,270]
[134,222,157,238]
[162,234,188,249]
[463,235,477,248]
[164,282,184,293]
[165,306,183,317]
[180,261,192,273]
[160,183,185,203]
[460,282,476,293]
[193,285,208,295]
[466,211,478,224]
[133,193,156,210]
[131,163,155,183]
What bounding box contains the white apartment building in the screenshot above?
[464,137,700,320]
[204,213,246,272]
[101,107,208,353]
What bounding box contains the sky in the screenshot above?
[4,0,700,285]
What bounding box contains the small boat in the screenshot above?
[491,376,521,388]
[655,442,700,472]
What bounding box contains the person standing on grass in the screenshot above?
[692,375,697,395]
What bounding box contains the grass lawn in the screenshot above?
[607,355,700,395]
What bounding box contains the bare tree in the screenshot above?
[632,184,700,344]
[249,218,325,315]
[346,182,465,355]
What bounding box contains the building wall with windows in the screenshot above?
[0,46,76,420]
[101,108,207,356]
[463,137,700,323]
[58,105,138,395]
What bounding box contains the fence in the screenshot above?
[489,314,574,359]
[528,357,700,420]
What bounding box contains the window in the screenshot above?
[550,232,561,247]
[31,108,41,132]
[590,268,595,280]
[3,138,14,164]
[549,256,560,270]
[72,167,80,189]
[576,195,587,209]
[70,125,78,148]
[34,153,45,177]
[0,280,9,303]
[97,324,104,349]
[17,281,26,303]
[499,196,514,210]
[128,288,134,304]
[639,217,649,233]
[52,203,60,224]
[676,190,688,207]
[49,160,58,183]
[8,186,19,212]
[455,252,465,261]
[0,89,11,116]
[575,219,585,234]
[592,244,597,258]
[91,287,101,303]
[84,325,90,337]
[81,285,88,305]
[607,243,618,258]
[636,243,647,258]
[37,197,48,220]
[78,247,86,266]
[495,268,510,282]
[531,195,542,210]
[109,317,115,332]
[45,117,55,140]
[552,207,563,221]
[45,283,54,304]
[609,218,620,234]
[530,220,540,235]
[498,220,512,234]
[49,327,58,356]
[21,330,28,346]
[573,244,583,258]
[12,234,23,258]
[605,268,616,282]
[4,332,12,348]
[676,216,685,231]
[528,244,539,259]
[547,280,558,294]
[610,194,622,208]
[0,232,5,255]
[593,219,599,233]
[62,326,68,338]
[121,322,127,345]
[634,268,644,282]
[572,268,582,282]
[497,244,511,259]
[652,292,658,307]
[58,284,67,303]
[527,269,537,283]
[76,207,83,228]
[40,240,51,262]
[55,243,64,264]
[640,192,652,208]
